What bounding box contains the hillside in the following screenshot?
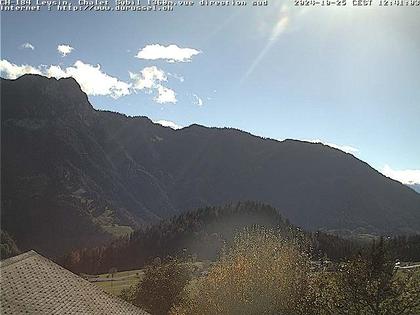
[409,184,420,194]
[62,201,420,275]
[61,201,358,274]
[2,74,420,257]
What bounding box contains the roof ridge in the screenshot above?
[0,250,149,314]
[0,250,39,267]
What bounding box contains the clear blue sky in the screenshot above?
[1,3,419,183]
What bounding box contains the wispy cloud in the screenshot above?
[57,44,74,57]
[307,139,359,155]
[193,94,203,106]
[130,66,177,104]
[154,120,183,130]
[381,165,420,185]
[168,73,185,82]
[135,44,201,63]
[20,42,35,50]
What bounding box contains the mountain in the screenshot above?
[2,74,420,257]
[408,184,420,194]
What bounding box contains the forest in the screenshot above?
[60,201,420,275]
[122,228,420,315]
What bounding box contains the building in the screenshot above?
[0,251,149,314]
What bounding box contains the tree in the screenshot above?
[172,227,313,315]
[337,238,420,314]
[0,230,20,260]
[134,259,191,315]
[172,229,420,315]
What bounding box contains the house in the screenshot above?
[0,250,149,314]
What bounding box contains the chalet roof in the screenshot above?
[0,251,149,315]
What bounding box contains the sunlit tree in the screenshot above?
[172,227,312,315]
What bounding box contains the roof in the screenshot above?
[0,251,149,315]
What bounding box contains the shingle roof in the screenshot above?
[0,251,149,315]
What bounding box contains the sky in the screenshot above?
[1,2,419,185]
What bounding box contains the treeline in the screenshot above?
[386,234,420,262]
[126,229,420,315]
[0,230,20,260]
[61,201,362,274]
[60,201,420,275]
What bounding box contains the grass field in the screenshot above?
[87,269,144,296]
[102,225,134,238]
[86,261,209,296]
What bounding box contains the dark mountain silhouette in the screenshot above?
[2,74,420,257]
[408,184,420,194]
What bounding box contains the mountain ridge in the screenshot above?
[1,74,420,257]
[408,184,420,194]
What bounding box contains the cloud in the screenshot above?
[0,59,131,99]
[154,120,183,130]
[325,143,359,155]
[381,165,420,185]
[1,58,182,103]
[45,65,68,78]
[135,44,201,63]
[45,61,131,98]
[155,86,176,104]
[130,66,177,104]
[308,139,359,154]
[130,66,167,90]
[20,42,35,50]
[57,44,74,57]
[193,94,203,106]
[0,59,42,79]
[168,73,185,82]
